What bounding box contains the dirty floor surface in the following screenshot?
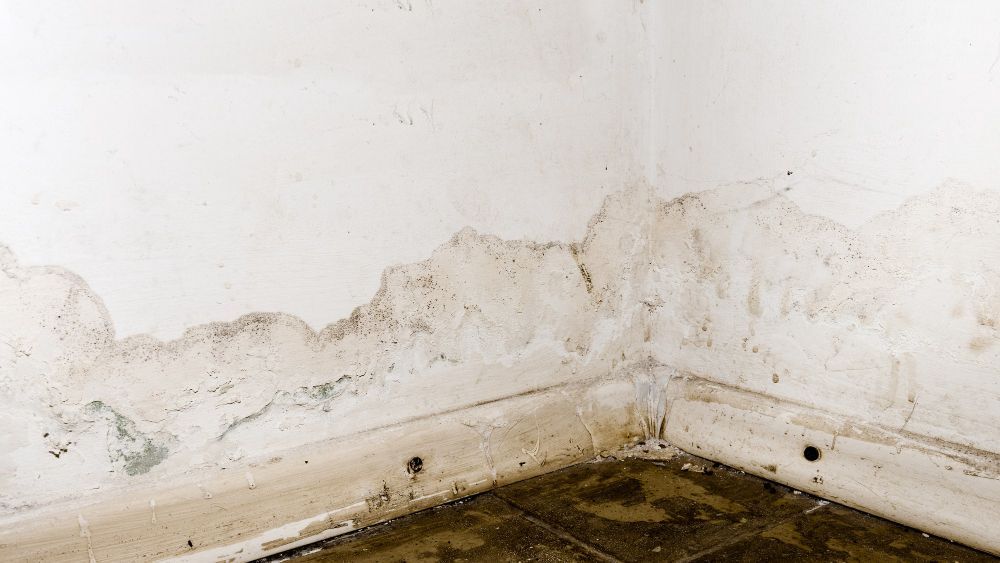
[265,454,996,562]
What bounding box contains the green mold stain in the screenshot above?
[86,400,169,476]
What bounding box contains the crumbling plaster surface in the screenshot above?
[639,181,1000,554]
[0,188,653,515]
[3,181,1000,557]
[643,181,1000,455]
[5,178,998,507]
[0,3,662,557]
[4,0,1000,558]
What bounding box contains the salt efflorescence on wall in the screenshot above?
[0,187,652,516]
[641,180,1000,553]
[3,181,1000,558]
[643,180,1000,457]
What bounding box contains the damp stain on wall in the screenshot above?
[2,182,999,518]
[0,187,651,513]
[643,180,1000,457]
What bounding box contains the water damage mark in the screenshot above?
[366,482,393,512]
[644,178,1000,466]
[0,187,648,511]
[218,375,353,438]
[3,181,1000,514]
[570,243,594,294]
[85,401,171,476]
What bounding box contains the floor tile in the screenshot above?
[286,494,603,562]
[705,503,996,563]
[269,457,997,563]
[493,458,819,562]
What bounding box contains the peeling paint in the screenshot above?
[3,181,1000,557]
[0,187,649,513]
[644,181,1000,456]
[85,401,171,476]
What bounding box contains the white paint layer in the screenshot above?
[0,1,648,338]
[643,1,1000,554]
[3,0,1000,559]
[649,0,1000,226]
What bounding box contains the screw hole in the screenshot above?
[407,456,423,475]
[803,445,821,462]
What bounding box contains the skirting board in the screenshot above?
[662,375,1000,556]
[0,379,639,563]
[5,371,996,560]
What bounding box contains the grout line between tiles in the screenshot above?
[491,493,626,563]
[674,501,834,563]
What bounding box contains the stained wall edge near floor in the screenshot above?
[0,0,657,523]
[646,0,1000,468]
[644,1,1000,552]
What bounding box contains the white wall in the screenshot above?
[0,0,648,339]
[0,0,652,531]
[5,1,1000,558]
[650,0,1000,225]
[644,1,1000,552]
[646,0,1000,446]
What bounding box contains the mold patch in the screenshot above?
[0,187,652,512]
[643,181,1000,456]
[3,180,999,520]
[85,401,172,476]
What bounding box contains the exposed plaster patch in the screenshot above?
[84,401,171,476]
[3,181,1000,558]
[0,187,650,513]
[644,181,1000,455]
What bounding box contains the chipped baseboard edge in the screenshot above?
[661,375,1000,556]
[0,377,644,563]
[4,361,999,560]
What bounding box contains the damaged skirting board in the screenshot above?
[0,379,639,562]
[662,375,1000,556]
[4,182,999,560]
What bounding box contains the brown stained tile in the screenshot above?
[492,458,821,562]
[284,494,602,562]
[273,458,996,563]
[704,503,997,563]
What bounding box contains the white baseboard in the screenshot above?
[7,371,996,561]
[663,375,1000,556]
[0,379,639,563]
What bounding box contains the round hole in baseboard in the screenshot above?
[803,445,821,462]
[407,456,424,474]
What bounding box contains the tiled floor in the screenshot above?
[267,455,996,562]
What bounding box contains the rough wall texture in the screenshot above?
[643,181,1000,460]
[640,1,1000,552]
[5,1,1000,558]
[0,189,651,515]
[3,181,1000,557]
[7,178,999,505]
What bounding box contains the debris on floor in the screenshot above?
[611,437,682,462]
